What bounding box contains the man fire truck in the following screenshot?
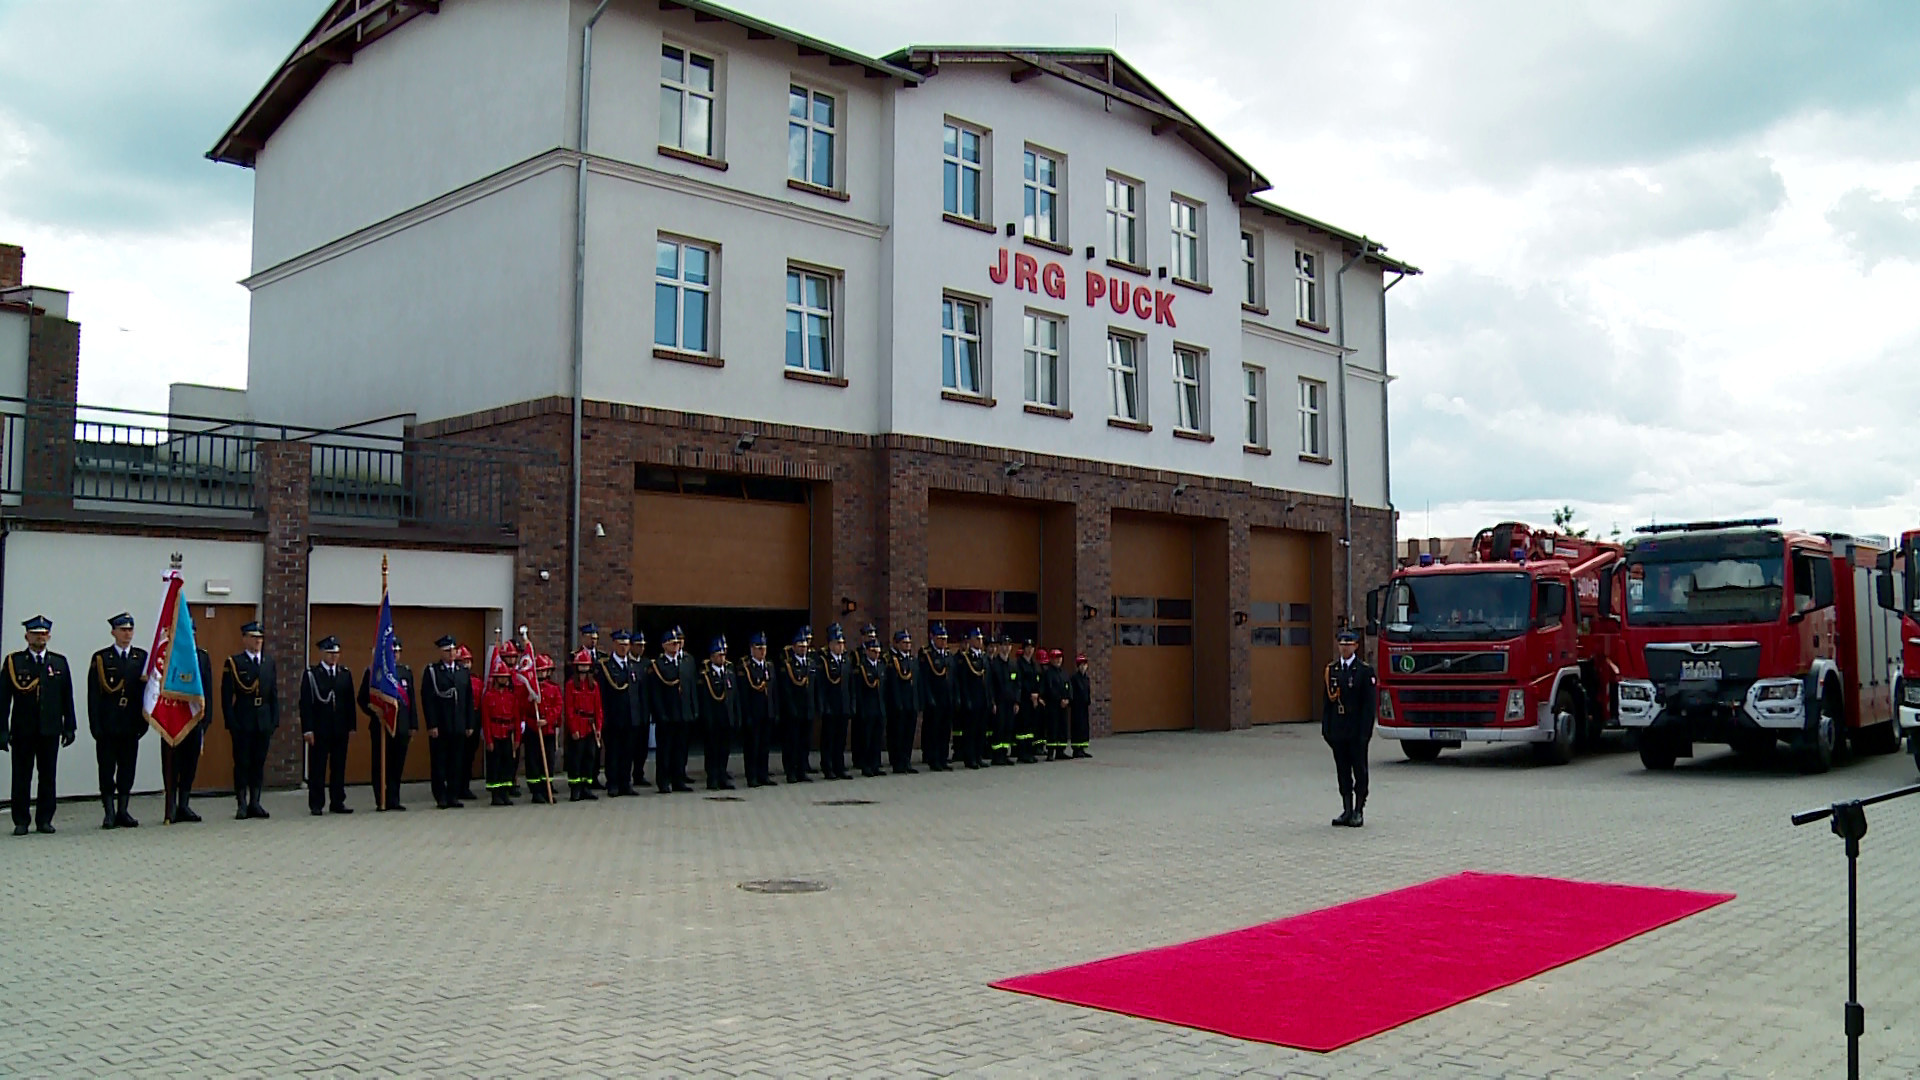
[1369,522,1622,765]
[1878,529,1920,769]
[1605,519,1900,773]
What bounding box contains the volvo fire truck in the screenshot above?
[1878,529,1920,766]
[1369,522,1623,765]
[1606,519,1900,773]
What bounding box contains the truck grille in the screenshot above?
[1644,642,1761,685]
[1406,709,1501,727]
[1399,688,1504,706]
[1386,651,1509,676]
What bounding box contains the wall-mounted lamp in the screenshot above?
[593,522,606,538]
[840,596,858,616]
[1081,603,1099,621]
[735,433,757,453]
[1233,610,1250,627]
[1084,245,1096,259]
[1003,460,1025,477]
[1005,222,1017,237]
[539,569,551,581]
[1171,481,1188,497]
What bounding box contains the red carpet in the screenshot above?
[993,871,1733,1051]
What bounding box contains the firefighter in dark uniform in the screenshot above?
[1041,649,1071,759]
[87,612,148,829]
[1069,653,1093,758]
[597,630,642,796]
[987,634,1017,766]
[421,635,471,809]
[853,629,888,777]
[697,636,739,790]
[884,629,920,774]
[648,627,696,794]
[357,638,417,812]
[161,647,214,824]
[221,622,277,820]
[738,632,777,787]
[299,636,357,816]
[776,626,817,783]
[624,630,652,790]
[5,615,77,835]
[1013,639,1042,763]
[917,624,955,771]
[815,624,854,780]
[1324,629,1378,827]
[953,627,992,769]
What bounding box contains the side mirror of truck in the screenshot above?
[1596,567,1615,618]
[1878,571,1897,613]
[1365,588,1382,637]
[1876,551,1895,572]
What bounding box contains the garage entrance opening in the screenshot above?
[631,606,811,663]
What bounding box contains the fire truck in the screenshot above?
[1605,519,1901,773]
[1368,522,1623,765]
[1879,529,1920,767]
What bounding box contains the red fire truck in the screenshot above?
[1369,522,1623,765]
[1879,529,1920,767]
[1604,519,1901,773]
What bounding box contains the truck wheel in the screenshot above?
[1638,735,1677,771]
[1798,696,1838,775]
[1400,740,1443,762]
[1533,704,1576,766]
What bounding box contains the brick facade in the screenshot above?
[22,311,79,507]
[0,243,22,289]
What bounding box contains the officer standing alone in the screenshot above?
[1323,629,1377,828]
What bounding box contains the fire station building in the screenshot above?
[211,0,1415,737]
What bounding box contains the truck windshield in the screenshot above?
[1625,555,1785,626]
[1381,572,1530,641]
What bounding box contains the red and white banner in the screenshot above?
[142,569,206,745]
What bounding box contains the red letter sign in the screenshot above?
[1154,289,1177,328]
[1041,262,1066,300]
[989,248,1008,285]
[1085,270,1106,307]
[1013,252,1039,294]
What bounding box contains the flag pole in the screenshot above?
[373,554,389,812]
[521,625,556,805]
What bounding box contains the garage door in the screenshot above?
[1250,528,1318,724]
[927,494,1042,643]
[632,490,810,610]
[307,604,489,786]
[1110,513,1194,732]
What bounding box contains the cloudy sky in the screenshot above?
[2,0,1917,541]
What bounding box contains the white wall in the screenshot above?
[249,0,571,271]
[307,545,514,627]
[0,532,264,800]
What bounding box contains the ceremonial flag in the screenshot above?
[143,564,206,745]
[368,557,408,736]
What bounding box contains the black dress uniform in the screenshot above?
[86,617,148,828]
[221,628,278,820]
[815,628,853,781]
[597,635,643,797]
[4,617,77,835]
[646,632,696,794]
[357,655,417,812]
[1041,654,1071,760]
[853,638,888,777]
[988,639,1019,766]
[696,640,739,790]
[776,632,817,783]
[624,633,652,789]
[883,633,920,774]
[1323,631,1378,827]
[159,649,214,823]
[1069,658,1092,758]
[1013,644,1043,763]
[917,631,955,771]
[299,642,357,815]
[421,640,472,809]
[737,635,777,788]
[952,636,992,770]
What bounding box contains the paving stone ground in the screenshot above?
[6,725,1920,1078]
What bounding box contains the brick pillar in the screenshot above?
[880,449,928,638]
[0,244,22,288]
[577,441,633,636]
[257,441,311,788]
[1227,509,1253,730]
[21,313,78,507]
[827,456,885,635]
[513,457,569,654]
[1075,498,1113,737]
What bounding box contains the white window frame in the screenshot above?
[654,236,715,355]
[1173,346,1206,434]
[942,294,986,397]
[1107,331,1143,422]
[1170,196,1205,284]
[1106,173,1140,265]
[1023,146,1064,244]
[942,120,987,221]
[1241,230,1263,308]
[1299,377,1327,458]
[1243,364,1267,449]
[1295,248,1322,325]
[659,43,718,158]
[785,265,836,375]
[788,82,838,190]
[1023,311,1064,409]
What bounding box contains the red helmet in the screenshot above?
[453,645,472,663]
[535,653,556,673]
[488,655,512,679]
[571,648,593,668]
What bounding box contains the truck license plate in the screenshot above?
[1430,729,1468,741]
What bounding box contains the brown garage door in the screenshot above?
[1250,528,1319,724]
[307,605,489,786]
[928,494,1042,643]
[1110,513,1194,732]
[187,602,268,793]
[632,491,810,609]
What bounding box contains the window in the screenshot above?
[788,84,836,189]
[1241,230,1262,307]
[784,267,833,374]
[941,296,984,395]
[1295,249,1321,324]
[654,238,713,353]
[1023,147,1062,243]
[1170,197,1203,282]
[1173,346,1205,433]
[942,122,985,220]
[1243,364,1266,448]
[1106,174,1139,264]
[659,45,716,157]
[1111,594,1194,647]
[1107,332,1141,421]
[1299,377,1326,458]
[1024,312,1063,408]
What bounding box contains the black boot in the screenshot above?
[115,797,139,829]
[248,789,270,819]
[175,795,201,824]
[1350,798,1365,828]
[236,795,250,821]
[1332,795,1354,828]
[102,798,117,829]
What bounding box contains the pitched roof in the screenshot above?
[1246,196,1421,276]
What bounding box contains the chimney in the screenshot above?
[0,244,21,289]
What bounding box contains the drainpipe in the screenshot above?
[569,0,612,648]
[1333,242,1369,629]
[1380,269,1406,587]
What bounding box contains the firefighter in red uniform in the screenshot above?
[456,645,482,801]
[480,656,522,806]
[524,654,562,804]
[563,649,603,802]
